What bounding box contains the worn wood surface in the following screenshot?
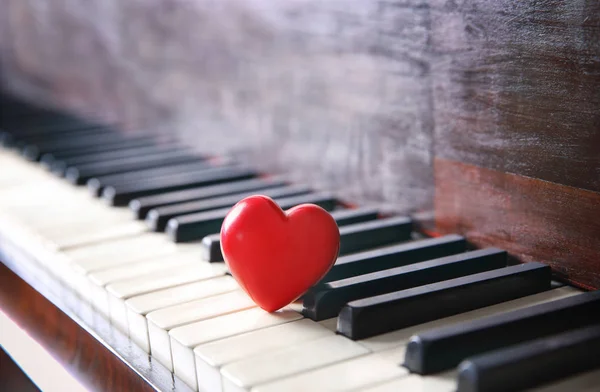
[435,158,600,290]
[0,0,598,288]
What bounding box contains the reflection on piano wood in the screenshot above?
[1,96,600,392]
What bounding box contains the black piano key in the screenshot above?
[322,234,467,282]
[64,150,202,185]
[42,142,186,173]
[24,136,158,162]
[102,167,257,206]
[145,184,311,231]
[337,216,412,255]
[403,289,600,375]
[86,161,225,196]
[456,324,600,392]
[303,248,507,321]
[338,262,552,340]
[167,193,337,242]
[22,133,155,161]
[200,207,382,262]
[129,177,288,220]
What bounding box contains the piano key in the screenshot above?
[63,150,202,185]
[362,372,456,392]
[129,177,288,219]
[323,234,467,282]
[126,276,239,354]
[21,133,155,161]
[338,262,552,340]
[530,368,600,392]
[252,345,408,392]
[30,136,161,163]
[169,307,302,390]
[166,192,337,242]
[337,216,412,255]
[102,166,256,206]
[359,286,581,353]
[303,248,507,321]
[147,290,256,370]
[88,252,208,316]
[145,184,311,231]
[200,207,381,262]
[86,160,223,195]
[220,335,370,392]
[456,324,600,392]
[106,264,228,333]
[403,289,600,374]
[43,142,187,173]
[194,319,334,392]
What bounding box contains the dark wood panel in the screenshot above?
[431,0,600,192]
[434,158,600,290]
[0,348,40,392]
[0,262,156,392]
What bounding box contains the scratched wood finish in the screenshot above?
[435,158,600,290]
[0,262,157,392]
[431,0,600,193]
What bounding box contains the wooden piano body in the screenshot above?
[0,1,598,391]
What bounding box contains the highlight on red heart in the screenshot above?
[220,195,340,312]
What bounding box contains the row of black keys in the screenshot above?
[2,97,600,391]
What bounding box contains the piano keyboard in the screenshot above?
[1,97,599,392]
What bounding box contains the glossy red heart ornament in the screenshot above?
[220,195,340,312]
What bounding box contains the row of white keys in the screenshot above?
[106,261,229,334]
[126,276,240,353]
[170,307,303,390]
[147,290,257,371]
[196,286,581,392]
[88,251,209,316]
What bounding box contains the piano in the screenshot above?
[0,2,599,391]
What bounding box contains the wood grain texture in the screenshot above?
[435,158,600,290]
[431,0,600,192]
[0,262,156,392]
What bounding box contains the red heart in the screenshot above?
[220,195,340,312]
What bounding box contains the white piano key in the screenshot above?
[170,308,302,391]
[147,290,256,370]
[529,368,600,392]
[252,346,408,392]
[48,221,149,250]
[362,372,456,392]
[358,286,582,352]
[126,275,239,352]
[65,233,182,273]
[88,252,208,315]
[106,264,227,333]
[194,319,334,392]
[221,335,370,392]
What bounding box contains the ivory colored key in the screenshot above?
[362,372,456,392]
[194,319,334,392]
[220,335,370,392]
[147,290,256,370]
[106,265,227,333]
[252,346,408,392]
[87,252,207,316]
[127,275,238,353]
[169,308,302,391]
[356,286,582,353]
